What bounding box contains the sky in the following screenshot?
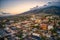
[0,0,60,15]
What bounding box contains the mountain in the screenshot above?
[19,6,60,16]
[42,6,60,15]
[35,6,60,15]
[18,2,60,16]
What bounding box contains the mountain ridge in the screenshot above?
[19,6,60,16]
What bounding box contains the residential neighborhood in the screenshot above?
[0,14,60,40]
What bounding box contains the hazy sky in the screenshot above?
[0,0,60,14]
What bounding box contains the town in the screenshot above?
[0,14,60,40]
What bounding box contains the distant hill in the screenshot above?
[0,12,12,17]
